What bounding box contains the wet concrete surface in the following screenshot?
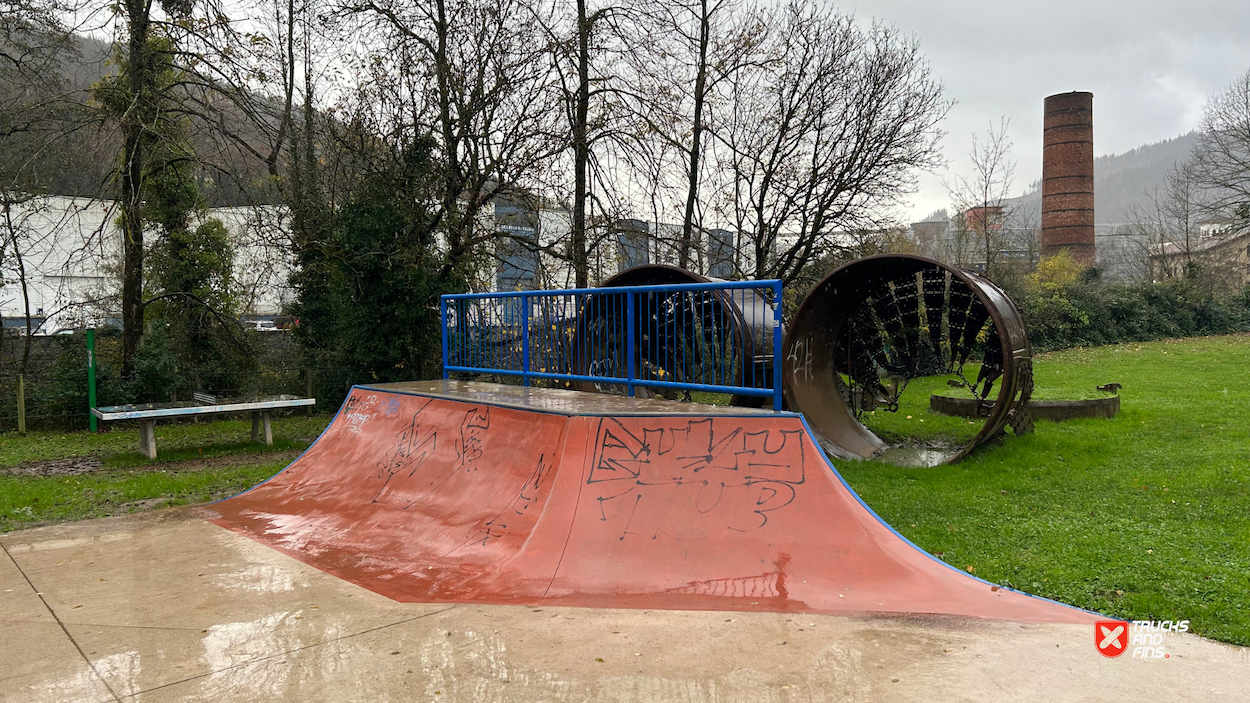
[2,507,1246,702]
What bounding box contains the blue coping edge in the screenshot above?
[211,383,1118,621]
[793,413,1115,621]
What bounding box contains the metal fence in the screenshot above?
[441,280,784,410]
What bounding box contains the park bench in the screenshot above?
[91,394,316,459]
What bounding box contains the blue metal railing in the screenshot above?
[441,280,784,410]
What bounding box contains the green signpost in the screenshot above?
[87,328,97,432]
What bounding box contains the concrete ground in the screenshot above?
[2,508,1246,703]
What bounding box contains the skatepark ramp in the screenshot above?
[209,381,1097,624]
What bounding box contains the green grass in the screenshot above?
[691,391,733,406]
[0,460,291,531]
[0,414,335,531]
[860,363,1113,446]
[0,415,332,467]
[839,333,1250,645]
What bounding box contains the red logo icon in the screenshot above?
[1096,621,1128,657]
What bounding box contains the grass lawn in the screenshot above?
[839,333,1250,645]
[0,415,333,531]
[2,335,1248,646]
[0,415,331,467]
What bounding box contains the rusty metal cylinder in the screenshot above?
[572,265,781,407]
[1041,91,1095,266]
[782,255,1033,464]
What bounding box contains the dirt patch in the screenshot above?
[3,457,103,476]
[4,450,302,478]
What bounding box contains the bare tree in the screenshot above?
[92,0,302,373]
[1192,68,1250,229]
[0,194,41,371]
[155,0,307,199]
[536,0,642,286]
[1007,199,1041,267]
[625,0,765,270]
[1,0,84,368]
[338,0,564,280]
[947,118,1015,278]
[710,2,947,285]
[1132,160,1207,283]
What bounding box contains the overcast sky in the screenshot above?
[854,0,1250,221]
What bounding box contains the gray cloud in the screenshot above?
[851,0,1250,219]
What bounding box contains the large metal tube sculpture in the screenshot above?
[571,265,782,407]
[782,254,1033,463]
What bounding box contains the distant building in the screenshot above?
[1149,225,1250,294]
[1093,225,1150,283]
[910,220,946,252]
[3,194,757,334]
[483,197,748,291]
[0,196,294,334]
[963,206,1004,234]
[909,207,1036,272]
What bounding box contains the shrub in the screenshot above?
[1020,278,1250,352]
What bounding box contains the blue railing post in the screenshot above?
[440,296,450,380]
[521,292,530,387]
[625,291,636,397]
[773,280,783,411]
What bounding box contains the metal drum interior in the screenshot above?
[782,254,1033,464]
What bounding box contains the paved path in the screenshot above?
[2,508,1246,702]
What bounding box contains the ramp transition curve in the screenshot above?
[208,383,1097,624]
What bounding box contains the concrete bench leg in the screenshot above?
[140,419,157,460]
[251,411,260,443]
[262,410,273,446]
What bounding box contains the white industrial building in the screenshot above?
[1,196,294,334]
[2,194,753,335]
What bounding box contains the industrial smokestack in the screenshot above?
[1041,92,1095,266]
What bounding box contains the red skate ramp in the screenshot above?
[208,382,1099,624]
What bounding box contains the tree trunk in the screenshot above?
[570,0,591,287]
[679,0,711,271]
[433,0,471,280]
[983,226,992,278]
[120,2,152,377]
[266,0,297,177]
[7,206,34,373]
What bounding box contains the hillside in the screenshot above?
[1,32,282,207]
[1009,132,1199,224]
